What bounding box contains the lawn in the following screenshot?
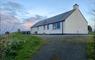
[0,33,46,60]
[87,32,95,60]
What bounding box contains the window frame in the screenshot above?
[52,22,60,30]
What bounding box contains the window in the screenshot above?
[47,24,49,30]
[43,25,45,30]
[56,22,60,29]
[53,22,60,29]
[37,26,39,30]
[53,23,56,29]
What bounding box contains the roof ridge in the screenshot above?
[44,9,75,20]
[32,9,75,28]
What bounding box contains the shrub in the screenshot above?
[4,40,24,60]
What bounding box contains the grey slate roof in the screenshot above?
[32,9,75,27]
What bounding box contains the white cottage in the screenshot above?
[31,4,88,34]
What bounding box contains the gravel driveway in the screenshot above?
[31,35,88,60]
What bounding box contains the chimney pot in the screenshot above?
[73,4,79,9]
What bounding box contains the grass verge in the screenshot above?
[0,33,46,60]
[87,32,95,60]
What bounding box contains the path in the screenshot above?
[31,35,88,60]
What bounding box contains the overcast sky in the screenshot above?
[2,0,95,24]
[0,0,95,34]
[13,0,94,18]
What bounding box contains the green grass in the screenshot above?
[0,33,46,60]
[88,32,95,35]
[87,32,95,60]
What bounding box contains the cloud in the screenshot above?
[0,9,46,34]
[0,0,22,15]
[0,11,31,34]
[22,15,47,31]
[0,0,27,34]
[26,9,51,18]
[0,12,19,34]
[0,0,46,35]
[0,0,28,20]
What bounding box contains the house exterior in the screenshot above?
[31,4,88,34]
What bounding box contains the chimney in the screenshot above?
[73,4,79,9]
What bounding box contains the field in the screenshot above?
[0,33,46,60]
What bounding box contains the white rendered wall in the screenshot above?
[63,9,88,34]
[31,27,37,34]
[31,22,63,34]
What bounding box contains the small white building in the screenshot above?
[31,4,88,34]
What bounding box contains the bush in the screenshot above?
[4,40,24,60]
[0,33,45,60]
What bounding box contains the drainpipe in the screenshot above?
[62,21,63,35]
